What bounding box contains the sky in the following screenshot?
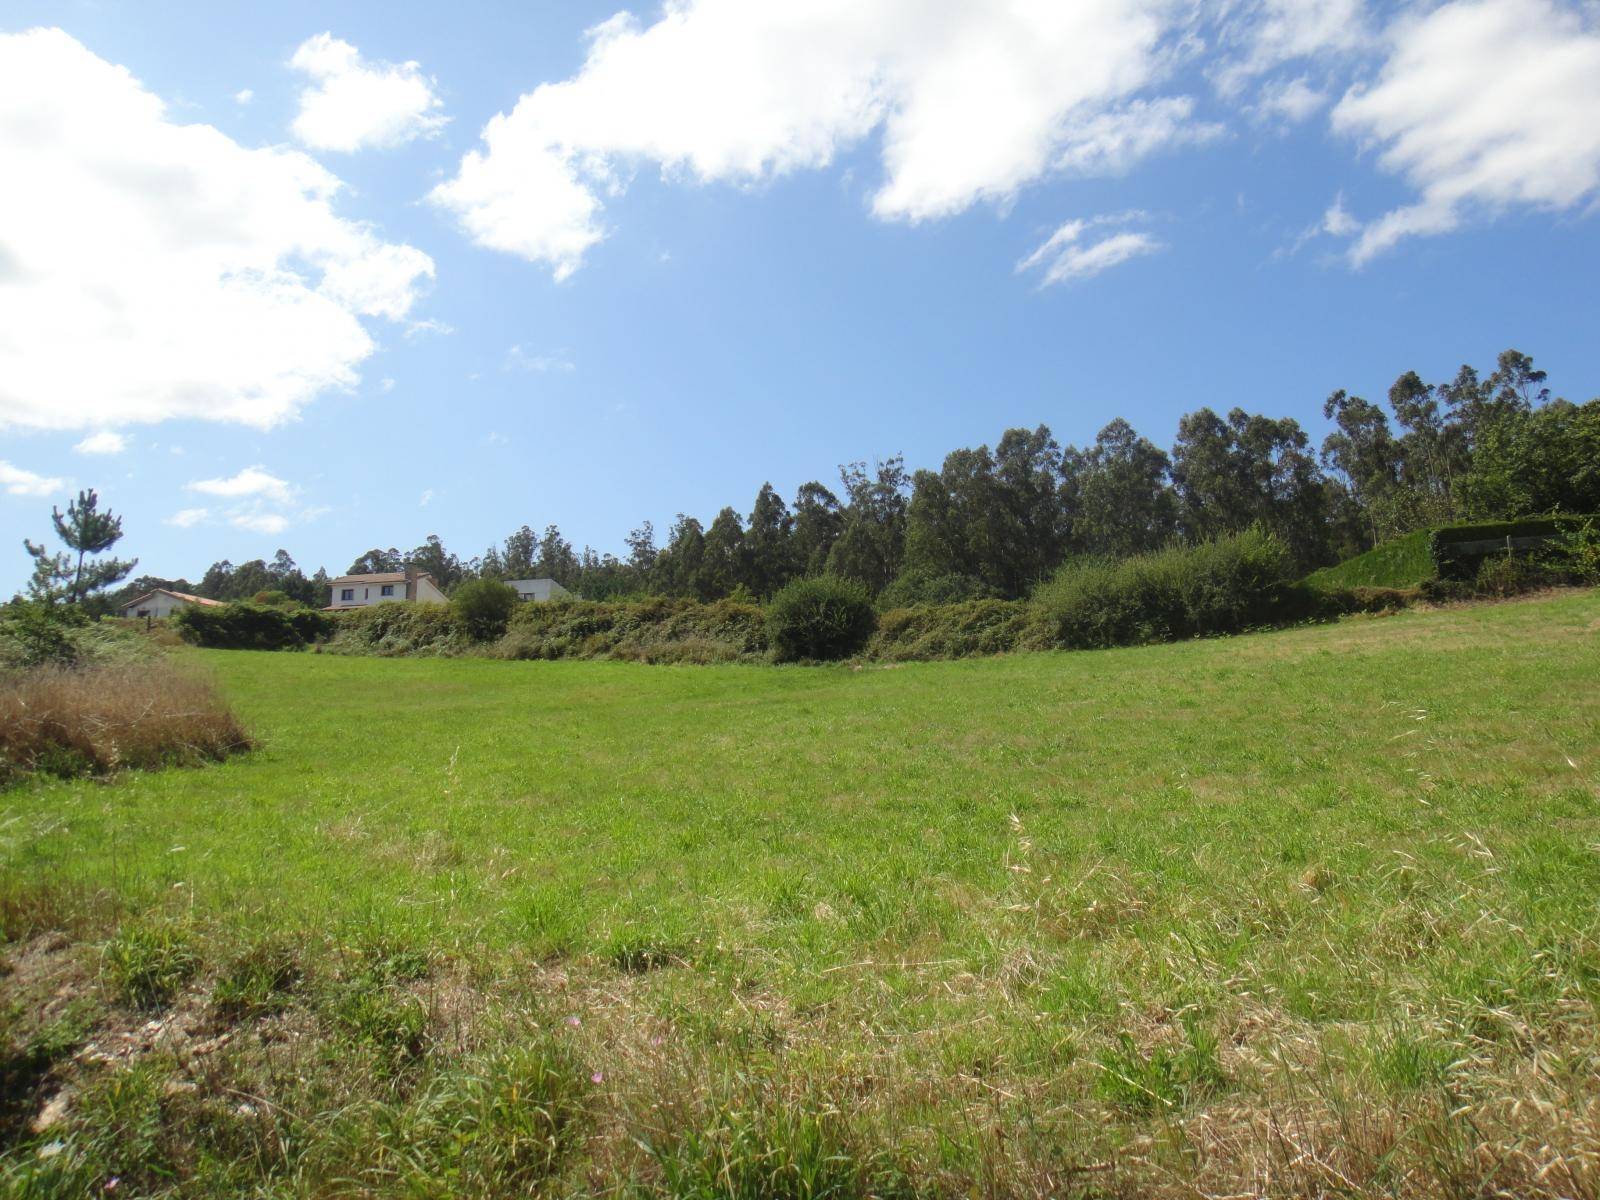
[2,0,1598,592]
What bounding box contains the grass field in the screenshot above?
[3,590,1599,1196]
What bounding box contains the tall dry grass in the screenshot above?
[0,660,252,781]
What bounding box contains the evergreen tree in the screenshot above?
[23,488,136,605]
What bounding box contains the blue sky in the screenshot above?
[2,0,1598,591]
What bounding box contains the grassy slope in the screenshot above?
[4,591,1600,1195]
[1305,528,1436,589]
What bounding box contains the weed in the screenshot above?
[102,924,200,1010]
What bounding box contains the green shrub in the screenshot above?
[1552,517,1600,583]
[173,602,326,650]
[871,598,1039,661]
[877,570,998,609]
[452,578,519,642]
[1430,515,1595,580]
[1032,527,1304,650]
[329,602,469,656]
[766,576,876,662]
[491,596,768,663]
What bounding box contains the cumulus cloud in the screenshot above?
[232,511,290,535]
[0,28,434,433]
[1332,0,1600,263]
[165,507,209,528]
[187,466,295,503]
[431,0,1211,279]
[1017,215,1164,285]
[73,431,127,455]
[289,33,446,152]
[0,461,64,497]
[1250,75,1327,125]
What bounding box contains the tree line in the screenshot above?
[51,345,1598,613]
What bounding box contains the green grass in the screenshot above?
[1306,528,1436,589]
[2,590,1599,1196]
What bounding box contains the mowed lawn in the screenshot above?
[4,590,1599,1196]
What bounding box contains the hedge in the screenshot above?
[173,603,334,650]
[492,596,769,663]
[1429,515,1595,579]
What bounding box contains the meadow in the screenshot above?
[2,590,1598,1196]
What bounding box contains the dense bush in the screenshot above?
[877,570,998,610]
[1031,527,1306,650]
[766,576,876,662]
[452,579,518,642]
[493,596,768,663]
[1429,515,1594,580]
[1,660,252,784]
[872,599,1041,662]
[174,602,333,650]
[329,602,469,657]
[0,604,153,671]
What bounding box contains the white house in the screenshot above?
[328,570,448,610]
[505,578,572,603]
[117,589,225,620]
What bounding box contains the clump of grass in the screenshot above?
[211,937,302,1020]
[0,659,251,783]
[102,923,201,1010]
[641,1103,913,1200]
[1094,1019,1228,1113]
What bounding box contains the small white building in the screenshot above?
[328,571,448,610]
[505,578,573,603]
[118,589,225,620]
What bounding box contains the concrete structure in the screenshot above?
[328,570,448,610]
[504,578,573,603]
[117,589,225,620]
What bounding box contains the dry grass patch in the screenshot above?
[0,659,251,782]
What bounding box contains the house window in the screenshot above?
[340,588,354,602]
[381,584,394,597]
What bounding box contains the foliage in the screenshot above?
[452,578,519,641]
[1429,515,1594,580]
[1305,530,1436,591]
[766,576,877,662]
[872,598,1039,661]
[493,596,769,663]
[1553,517,1600,583]
[22,488,136,605]
[174,601,333,650]
[330,601,471,656]
[0,659,251,784]
[1031,527,1304,649]
[877,568,998,609]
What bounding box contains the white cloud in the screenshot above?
[506,345,575,373]
[1321,193,1359,238]
[0,461,64,497]
[378,377,396,393]
[1017,214,1164,285]
[165,507,209,528]
[290,32,446,152]
[419,488,434,507]
[432,1,1211,279]
[0,28,434,433]
[1212,0,1370,97]
[73,430,127,455]
[231,511,290,535]
[187,466,294,503]
[235,88,254,105]
[1333,0,1600,263]
[1250,75,1327,125]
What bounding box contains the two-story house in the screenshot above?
[328,570,447,610]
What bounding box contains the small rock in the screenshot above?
[30,1092,69,1133]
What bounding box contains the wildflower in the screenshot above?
[566,1015,581,1027]
[590,1071,604,1084]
